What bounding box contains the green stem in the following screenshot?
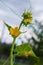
[19,21,23,29]
[10,38,16,65]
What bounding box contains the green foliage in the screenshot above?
[14,44,32,56]
[14,62,25,65]
[0,59,26,65]
[0,60,5,65]
[14,44,39,65]
[0,43,10,56]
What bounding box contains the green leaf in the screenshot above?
[14,44,36,57]
[4,22,11,30]
[14,43,40,65]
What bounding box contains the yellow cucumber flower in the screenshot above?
[9,27,21,37]
[4,22,26,37]
[24,18,32,24]
[24,51,31,57]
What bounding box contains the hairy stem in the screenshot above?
[10,38,16,65]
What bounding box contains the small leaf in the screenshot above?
[4,22,11,30]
